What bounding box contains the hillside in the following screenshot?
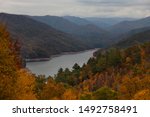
[113,29,150,48]
[0,13,89,59]
[31,15,110,48]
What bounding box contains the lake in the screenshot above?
[26,49,97,77]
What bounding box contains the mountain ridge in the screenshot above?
[113,29,150,48]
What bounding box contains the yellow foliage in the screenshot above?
[62,89,78,100]
[133,89,150,100]
[16,69,36,100]
[0,24,18,99]
[39,79,65,100]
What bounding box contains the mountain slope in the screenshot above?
[113,29,150,48]
[31,15,110,47]
[0,13,89,59]
[31,15,80,34]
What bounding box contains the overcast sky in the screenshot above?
[0,0,150,18]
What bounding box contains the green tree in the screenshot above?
[93,87,118,100]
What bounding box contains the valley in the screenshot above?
[0,11,150,100]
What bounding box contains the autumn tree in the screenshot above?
[39,78,65,100]
[0,24,18,99]
[0,24,35,100]
[15,69,36,100]
[62,88,78,100]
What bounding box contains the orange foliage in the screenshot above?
[16,69,36,100]
[133,89,150,100]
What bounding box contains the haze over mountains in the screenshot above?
[31,14,150,48]
[85,17,136,29]
[0,12,150,59]
[109,16,150,35]
[106,16,150,43]
[63,16,91,26]
[31,15,109,48]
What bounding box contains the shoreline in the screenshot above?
[26,48,99,62]
[25,58,50,62]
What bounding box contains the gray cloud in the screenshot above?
[76,0,150,17]
[78,0,127,6]
[0,0,149,18]
[78,0,150,7]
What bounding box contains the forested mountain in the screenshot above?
[126,26,150,35]
[31,15,110,47]
[113,29,150,48]
[1,24,149,100]
[119,26,150,40]
[0,13,89,59]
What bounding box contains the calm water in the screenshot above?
[26,49,97,77]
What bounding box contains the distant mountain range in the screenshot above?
[85,17,136,29]
[0,12,150,59]
[31,15,110,48]
[108,16,150,36]
[63,16,91,26]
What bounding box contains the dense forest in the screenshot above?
[0,24,149,100]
